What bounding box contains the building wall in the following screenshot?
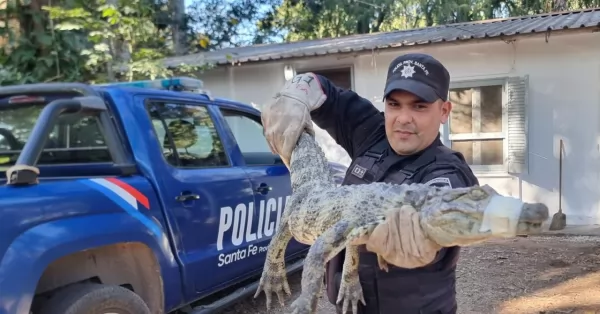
[198,31,600,225]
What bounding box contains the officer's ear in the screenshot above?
[440,100,452,124]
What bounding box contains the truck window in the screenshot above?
[0,134,9,164]
[0,101,111,167]
[219,109,279,166]
[147,101,229,168]
[0,135,9,150]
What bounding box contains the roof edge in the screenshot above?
[163,8,600,68]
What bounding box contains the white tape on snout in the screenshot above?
[479,195,524,237]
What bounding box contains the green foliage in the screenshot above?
[255,0,600,42]
[184,0,280,51]
[0,0,88,85]
[0,0,210,86]
[44,0,206,83]
[1,0,599,86]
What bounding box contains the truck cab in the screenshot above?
[0,78,347,314]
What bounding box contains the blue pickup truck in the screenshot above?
[0,78,347,314]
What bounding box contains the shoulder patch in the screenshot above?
[423,177,452,188]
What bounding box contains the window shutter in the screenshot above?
[506,75,529,174]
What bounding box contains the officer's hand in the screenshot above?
[362,204,442,270]
[261,73,327,167]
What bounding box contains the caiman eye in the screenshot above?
[442,191,463,202]
[469,188,487,200]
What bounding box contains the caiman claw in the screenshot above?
[336,276,366,314]
[254,261,291,309]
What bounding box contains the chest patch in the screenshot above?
[351,164,367,178]
[423,177,452,188]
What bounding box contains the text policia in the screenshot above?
[216,195,290,267]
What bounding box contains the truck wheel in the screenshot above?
[40,283,151,314]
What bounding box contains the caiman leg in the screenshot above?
[290,220,354,314]
[254,216,293,309]
[337,244,366,314]
[335,215,389,314]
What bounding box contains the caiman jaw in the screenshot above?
[518,202,549,231]
[478,194,549,236]
[478,195,525,237]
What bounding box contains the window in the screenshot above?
[0,133,11,165]
[300,67,353,90]
[446,76,529,174]
[0,104,111,167]
[0,134,10,150]
[147,101,229,168]
[220,109,282,166]
[449,83,505,168]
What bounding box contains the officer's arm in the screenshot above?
[419,168,474,264]
[310,74,383,158]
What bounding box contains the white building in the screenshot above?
[165,9,600,225]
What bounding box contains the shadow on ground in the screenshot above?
[457,236,600,314]
[223,235,600,314]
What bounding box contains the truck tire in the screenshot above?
[39,283,151,314]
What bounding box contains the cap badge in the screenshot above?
[392,59,431,77]
[400,65,415,78]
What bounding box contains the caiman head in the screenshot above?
[414,184,550,247]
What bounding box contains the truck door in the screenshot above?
[143,99,258,296]
[217,107,309,271]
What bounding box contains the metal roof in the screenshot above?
[164,8,600,67]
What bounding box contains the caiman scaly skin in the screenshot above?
[254,132,549,314]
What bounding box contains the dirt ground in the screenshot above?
[222,235,600,314]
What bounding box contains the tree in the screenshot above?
[0,0,208,85]
[254,0,600,42]
[184,0,280,51]
[2,0,599,85]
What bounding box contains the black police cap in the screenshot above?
[383,53,450,103]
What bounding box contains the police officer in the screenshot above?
[261,53,479,314]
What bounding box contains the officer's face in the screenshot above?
[384,90,452,155]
